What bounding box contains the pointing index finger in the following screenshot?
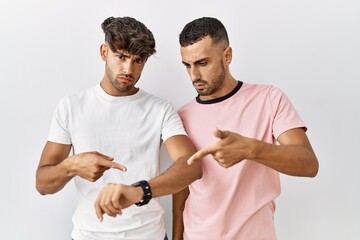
[99,159,127,172]
[111,162,127,172]
[187,146,216,165]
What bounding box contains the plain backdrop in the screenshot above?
[1,0,359,239]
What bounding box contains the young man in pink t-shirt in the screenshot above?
[173,17,319,240]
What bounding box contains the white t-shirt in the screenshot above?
[48,84,186,240]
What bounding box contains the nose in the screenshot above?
[123,60,134,75]
[189,67,201,81]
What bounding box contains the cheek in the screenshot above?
[208,65,223,78]
[108,59,123,70]
[134,65,145,75]
[199,67,214,80]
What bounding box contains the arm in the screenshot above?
[149,135,202,197]
[188,128,318,177]
[36,141,73,195]
[36,141,126,195]
[253,128,318,177]
[94,135,202,221]
[172,187,189,240]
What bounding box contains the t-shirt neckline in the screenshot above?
[196,81,243,104]
[95,83,144,102]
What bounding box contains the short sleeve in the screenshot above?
[269,87,307,139]
[47,96,72,144]
[161,103,187,142]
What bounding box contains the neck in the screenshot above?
[100,76,138,97]
[199,77,238,101]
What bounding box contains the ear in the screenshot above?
[100,44,107,61]
[223,47,232,65]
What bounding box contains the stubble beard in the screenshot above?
[196,62,226,96]
[105,64,139,93]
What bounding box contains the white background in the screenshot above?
[1,0,359,239]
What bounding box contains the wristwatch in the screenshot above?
[131,180,152,206]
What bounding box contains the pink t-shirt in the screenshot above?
[178,82,306,240]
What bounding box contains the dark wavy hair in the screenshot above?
[179,17,229,47]
[101,16,156,59]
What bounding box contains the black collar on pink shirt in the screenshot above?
[196,81,243,104]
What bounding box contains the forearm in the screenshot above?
[149,158,201,198]
[172,187,189,240]
[252,140,318,177]
[36,157,74,195]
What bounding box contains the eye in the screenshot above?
[182,63,191,69]
[117,54,126,60]
[134,58,144,64]
[198,61,207,67]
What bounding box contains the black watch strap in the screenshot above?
[131,180,152,206]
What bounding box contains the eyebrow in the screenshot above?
[115,52,131,58]
[182,57,208,65]
[115,51,145,61]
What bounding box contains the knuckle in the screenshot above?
[98,201,105,208]
[102,199,110,207]
[111,197,118,205]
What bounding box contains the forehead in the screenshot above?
[108,47,143,59]
[109,47,129,55]
[180,36,221,63]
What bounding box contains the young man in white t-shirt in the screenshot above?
[36,16,202,240]
[172,17,319,240]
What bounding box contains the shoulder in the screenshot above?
[241,82,286,99]
[178,98,197,114]
[139,89,176,111]
[68,86,97,101]
[55,86,96,109]
[140,89,167,103]
[241,82,279,93]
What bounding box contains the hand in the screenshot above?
[71,151,127,182]
[94,183,143,221]
[187,129,254,168]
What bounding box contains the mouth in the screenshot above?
[118,76,133,83]
[193,81,207,90]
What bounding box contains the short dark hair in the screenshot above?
[179,17,229,47]
[101,16,156,59]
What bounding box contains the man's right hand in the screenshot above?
[70,151,127,182]
[36,142,127,195]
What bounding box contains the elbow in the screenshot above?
[193,162,203,180]
[307,158,319,178]
[36,180,56,195]
[36,186,57,196]
[195,170,203,181]
[309,165,319,178]
[36,184,47,196]
[35,174,48,195]
[186,161,203,183]
[36,181,50,195]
